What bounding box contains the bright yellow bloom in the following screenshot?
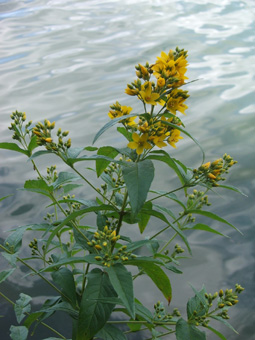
[44,137,53,143]
[139,82,160,105]
[167,129,183,148]
[108,105,132,119]
[157,77,166,88]
[125,87,139,96]
[150,134,167,148]
[127,133,152,155]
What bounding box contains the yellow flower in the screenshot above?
[139,82,160,105]
[108,105,132,120]
[150,134,167,148]
[157,77,166,88]
[127,133,152,155]
[125,87,139,96]
[167,129,183,148]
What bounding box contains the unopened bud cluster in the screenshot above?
[216,284,244,318]
[193,155,237,187]
[187,189,211,210]
[46,165,58,184]
[8,110,32,142]
[171,244,185,258]
[33,120,71,153]
[153,301,181,322]
[87,226,136,267]
[63,194,81,214]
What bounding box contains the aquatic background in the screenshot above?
[0,0,255,339]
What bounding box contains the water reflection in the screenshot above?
[0,0,254,339]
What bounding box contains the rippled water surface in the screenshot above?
[0,0,255,339]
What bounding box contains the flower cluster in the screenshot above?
[87,226,137,267]
[108,47,189,155]
[8,110,32,143]
[193,154,237,187]
[33,120,71,153]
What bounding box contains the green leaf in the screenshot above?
[117,127,132,142]
[96,146,119,177]
[105,263,135,319]
[30,149,54,160]
[93,114,138,144]
[138,201,152,233]
[150,190,186,209]
[153,203,176,220]
[4,225,29,253]
[67,154,125,167]
[189,223,229,238]
[160,121,205,163]
[14,293,32,324]
[1,252,18,267]
[0,142,29,156]
[51,268,77,307]
[27,135,39,154]
[210,316,238,334]
[0,194,13,202]
[140,208,191,254]
[39,301,78,319]
[0,268,15,283]
[176,318,206,340]
[10,326,28,340]
[22,179,53,197]
[96,324,127,340]
[135,300,153,323]
[45,204,116,251]
[218,184,248,197]
[147,150,190,187]
[122,159,154,215]
[187,210,242,234]
[77,268,117,340]
[206,326,228,340]
[125,259,172,304]
[124,239,156,253]
[67,147,84,158]
[52,172,80,190]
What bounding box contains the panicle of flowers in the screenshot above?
[108,47,190,156]
[192,154,237,187]
[32,119,71,154]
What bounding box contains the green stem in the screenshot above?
[107,320,176,326]
[115,190,128,237]
[70,164,118,211]
[147,185,187,203]
[159,232,178,254]
[81,262,90,294]
[0,245,71,304]
[0,291,67,339]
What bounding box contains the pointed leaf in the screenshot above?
[96,146,119,177]
[206,326,228,340]
[141,208,191,254]
[96,324,127,340]
[176,318,206,340]
[117,127,132,142]
[210,316,238,334]
[187,210,242,234]
[52,172,80,190]
[22,179,53,197]
[138,201,152,233]
[52,268,77,307]
[27,135,39,154]
[126,259,172,304]
[0,268,15,283]
[30,149,54,160]
[77,268,117,340]
[160,121,205,162]
[10,326,28,340]
[0,142,29,156]
[122,159,154,214]
[105,263,135,319]
[218,184,248,197]
[14,293,32,324]
[189,223,228,237]
[93,114,138,144]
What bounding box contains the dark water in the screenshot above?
[0,0,255,339]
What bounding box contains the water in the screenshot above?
[0,0,255,339]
